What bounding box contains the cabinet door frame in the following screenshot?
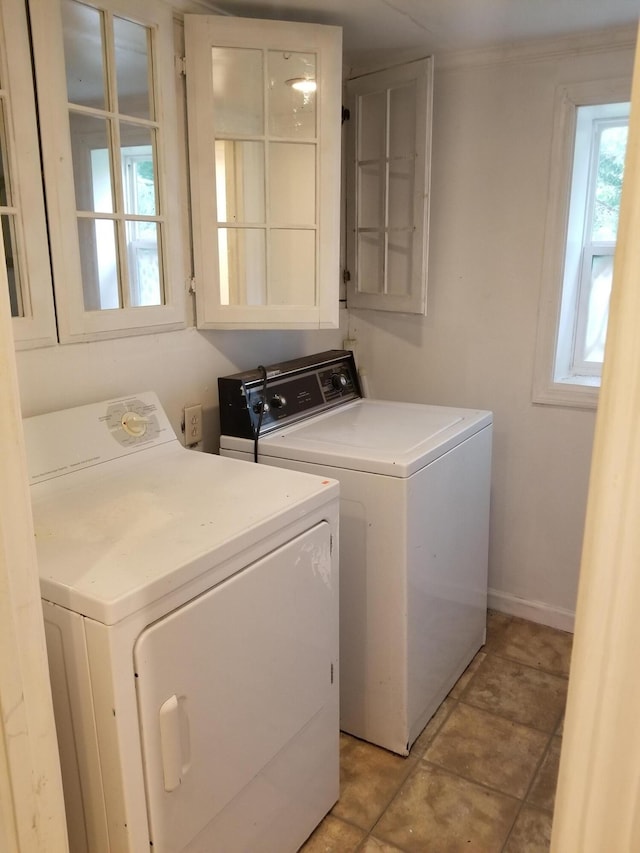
[346,58,433,315]
[185,15,342,330]
[28,0,186,344]
[1,0,57,349]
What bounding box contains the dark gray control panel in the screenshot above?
[218,350,362,439]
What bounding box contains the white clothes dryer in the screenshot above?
[24,392,340,853]
[219,351,492,756]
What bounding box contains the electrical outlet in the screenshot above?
[184,404,203,446]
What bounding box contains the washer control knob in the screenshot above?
[121,411,149,437]
[252,400,269,414]
[331,372,348,391]
[269,394,287,409]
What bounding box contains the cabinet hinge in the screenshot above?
[188,277,196,294]
[342,269,351,284]
[176,55,187,77]
[342,106,350,124]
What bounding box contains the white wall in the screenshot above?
[16,322,346,454]
[348,32,636,629]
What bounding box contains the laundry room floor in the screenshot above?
[300,611,573,853]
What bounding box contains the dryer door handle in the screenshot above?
[159,694,191,792]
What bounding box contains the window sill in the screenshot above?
[532,376,599,409]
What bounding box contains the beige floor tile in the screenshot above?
[489,618,573,676]
[298,815,366,853]
[409,696,456,758]
[448,651,486,698]
[483,610,513,653]
[359,837,406,852]
[425,703,549,798]
[331,734,416,831]
[374,763,519,853]
[461,654,568,732]
[527,737,562,812]
[503,806,552,853]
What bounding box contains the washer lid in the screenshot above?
[31,447,338,625]
[246,399,493,476]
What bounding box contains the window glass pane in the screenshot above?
[268,51,316,139]
[269,143,315,224]
[358,91,387,160]
[126,220,161,306]
[358,163,384,229]
[2,214,22,317]
[389,82,416,158]
[78,217,120,310]
[592,124,627,241]
[583,254,613,364]
[0,102,12,206]
[120,125,156,216]
[357,232,385,294]
[215,140,264,223]
[70,112,113,212]
[387,230,412,296]
[218,228,266,305]
[114,17,151,119]
[269,229,315,305]
[388,159,414,229]
[358,91,386,161]
[62,0,106,109]
[211,47,263,136]
[0,103,23,317]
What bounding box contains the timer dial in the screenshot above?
[330,372,348,391]
[121,411,150,437]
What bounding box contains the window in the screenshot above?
[533,79,631,408]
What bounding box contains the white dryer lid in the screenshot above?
[26,393,338,625]
[31,447,338,625]
[247,399,493,477]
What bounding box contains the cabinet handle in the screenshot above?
[159,694,190,792]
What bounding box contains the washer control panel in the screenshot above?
[218,350,362,439]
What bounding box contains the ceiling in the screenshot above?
[206,0,640,67]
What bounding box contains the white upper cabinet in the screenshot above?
[28,0,185,343]
[0,0,57,349]
[184,16,342,329]
[346,59,433,315]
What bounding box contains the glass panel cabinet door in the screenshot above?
[0,0,57,348]
[346,58,433,315]
[185,16,341,329]
[28,0,185,343]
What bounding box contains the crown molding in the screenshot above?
[347,24,637,79]
[436,24,637,71]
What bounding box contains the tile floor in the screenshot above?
[300,611,573,853]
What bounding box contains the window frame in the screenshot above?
[533,78,631,408]
[28,0,185,344]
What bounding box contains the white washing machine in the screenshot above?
[219,351,492,756]
[24,392,340,853]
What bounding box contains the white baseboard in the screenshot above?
[488,588,575,633]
